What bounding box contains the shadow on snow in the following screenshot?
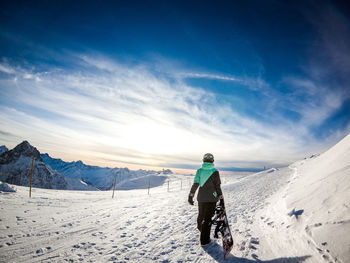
[203,242,311,263]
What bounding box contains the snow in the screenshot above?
[0,133,349,262]
[117,175,167,190]
[254,133,350,263]
[0,181,16,192]
[0,170,298,263]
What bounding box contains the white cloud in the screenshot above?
[179,72,269,91]
[0,55,345,169]
[0,64,15,74]
[180,72,242,82]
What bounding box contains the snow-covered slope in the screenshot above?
[117,174,168,190]
[41,153,172,190]
[287,134,350,262]
[256,133,350,263]
[0,141,94,191]
[0,181,16,192]
[0,171,292,263]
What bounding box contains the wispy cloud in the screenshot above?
[179,72,269,91]
[0,54,314,169]
[280,76,343,128]
[0,37,349,170]
[279,2,350,141]
[180,72,242,82]
[0,64,15,74]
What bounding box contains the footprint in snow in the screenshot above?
[36,248,44,254]
[250,237,260,245]
[239,242,246,251]
[249,244,257,250]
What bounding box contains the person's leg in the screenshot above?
[197,202,204,232]
[200,202,216,245]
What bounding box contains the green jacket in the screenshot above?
[190,162,223,203]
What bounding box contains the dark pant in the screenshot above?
[197,202,216,245]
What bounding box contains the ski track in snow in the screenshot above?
[0,169,310,263]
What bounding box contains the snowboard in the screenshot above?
[212,205,234,259]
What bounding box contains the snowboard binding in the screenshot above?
[212,205,226,239]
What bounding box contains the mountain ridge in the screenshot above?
[0,141,172,190]
[41,152,171,190]
[0,141,94,190]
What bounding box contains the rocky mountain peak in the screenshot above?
[0,141,42,164]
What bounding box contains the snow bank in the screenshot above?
[256,133,350,263]
[0,181,16,192]
[117,174,168,190]
[287,134,350,262]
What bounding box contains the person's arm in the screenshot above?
[189,183,199,195]
[188,170,200,205]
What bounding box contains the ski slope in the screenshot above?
[0,170,298,263]
[0,133,349,263]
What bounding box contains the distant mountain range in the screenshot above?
[0,141,172,191]
[41,153,172,190]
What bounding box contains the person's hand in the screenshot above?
[188,193,194,205]
[219,196,225,209]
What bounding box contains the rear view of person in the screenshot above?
[188,153,224,246]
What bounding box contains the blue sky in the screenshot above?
[0,0,349,172]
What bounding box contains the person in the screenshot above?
[188,153,225,246]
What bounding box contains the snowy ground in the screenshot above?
[0,169,302,263]
[1,132,349,263]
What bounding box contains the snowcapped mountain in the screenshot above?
[0,141,172,191]
[0,145,8,155]
[0,141,94,190]
[41,153,171,190]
